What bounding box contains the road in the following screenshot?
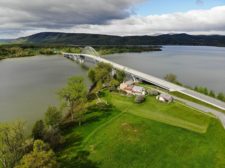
[174,96,225,128]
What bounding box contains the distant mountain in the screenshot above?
[0,39,14,43]
[13,32,225,46]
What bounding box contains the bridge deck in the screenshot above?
[63,53,225,111]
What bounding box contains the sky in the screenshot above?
[0,0,225,39]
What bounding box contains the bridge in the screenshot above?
[62,49,225,112]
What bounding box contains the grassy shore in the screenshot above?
[0,44,161,60]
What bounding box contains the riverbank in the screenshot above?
[0,44,161,60]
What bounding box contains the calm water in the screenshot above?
[106,46,225,93]
[0,55,88,124]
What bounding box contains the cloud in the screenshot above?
[0,0,144,38]
[69,5,225,36]
[1,2,225,38]
[196,0,204,6]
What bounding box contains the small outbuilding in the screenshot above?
[156,93,173,103]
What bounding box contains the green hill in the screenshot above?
[14,32,225,46]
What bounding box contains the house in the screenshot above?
[156,93,173,103]
[132,86,146,95]
[119,81,145,95]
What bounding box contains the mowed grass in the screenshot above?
[104,92,212,133]
[85,113,225,168]
[139,83,225,113]
[58,91,224,168]
[57,104,123,167]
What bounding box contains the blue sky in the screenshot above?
[135,0,225,15]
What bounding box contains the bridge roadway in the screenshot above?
[63,52,225,112]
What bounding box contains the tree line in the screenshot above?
[0,44,160,60]
[164,73,225,102]
[0,45,82,60]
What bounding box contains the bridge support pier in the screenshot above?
[131,75,139,83]
[111,69,117,77]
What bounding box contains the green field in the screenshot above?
[104,92,212,133]
[139,83,225,114]
[57,91,225,168]
[85,113,225,168]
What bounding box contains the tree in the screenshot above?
[32,120,45,140]
[217,92,225,102]
[209,90,216,98]
[45,106,62,128]
[109,79,120,89]
[88,69,96,83]
[88,62,112,84]
[74,101,87,126]
[43,127,64,149]
[15,140,58,168]
[58,76,87,122]
[115,70,125,83]
[164,73,177,83]
[203,87,209,95]
[0,121,26,168]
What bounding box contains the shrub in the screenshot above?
[87,93,97,101]
[32,120,45,140]
[135,95,145,103]
[148,89,160,96]
[43,127,64,150]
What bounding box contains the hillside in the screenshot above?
[0,39,13,44]
[14,32,225,46]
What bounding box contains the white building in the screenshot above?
[119,81,146,96]
[156,93,173,103]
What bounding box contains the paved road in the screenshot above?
[175,96,225,128]
[180,89,225,111]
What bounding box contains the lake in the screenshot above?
[0,55,88,124]
[106,46,225,93]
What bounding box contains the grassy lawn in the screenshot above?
[57,104,123,167]
[104,91,212,133]
[85,113,225,168]
[139,83,225,113]
[57,91,225,168]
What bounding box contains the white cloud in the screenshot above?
[0,0,144,27]
[69,5,225,36]
[1,3,225,38]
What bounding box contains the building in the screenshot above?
[132,86,146,95]
[156,93,173,103]
[119,81,146,95]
